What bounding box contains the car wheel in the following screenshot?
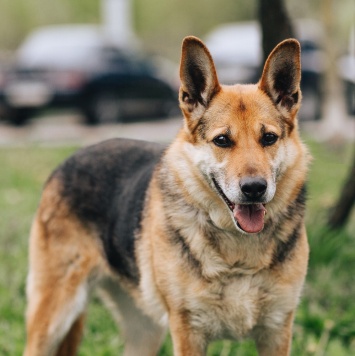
[84,90,122,125]
[7,107,32,126]
[157,99,179,118]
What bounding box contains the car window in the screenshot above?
[16,26,104,70]
[100,47,131,70]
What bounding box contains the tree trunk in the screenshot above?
[258,0,295,63]
[328,150,355,229]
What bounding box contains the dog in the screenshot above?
[24,36,310,356]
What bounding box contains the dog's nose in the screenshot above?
[240,177,267,200]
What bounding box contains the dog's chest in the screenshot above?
[185,274,279,340]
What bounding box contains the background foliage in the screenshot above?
[0,0,353,59]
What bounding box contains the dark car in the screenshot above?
[0,25,178,125]
[204,20,327,121]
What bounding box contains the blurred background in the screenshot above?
[0,0,353,130]
[0,0,354,355]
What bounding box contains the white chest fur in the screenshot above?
[183,272,298,341]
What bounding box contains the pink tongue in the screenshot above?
[233,204,266,233]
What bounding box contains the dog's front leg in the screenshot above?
[169,312,207,356]
[255,311,294,356]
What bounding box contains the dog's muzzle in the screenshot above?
[212,177,267,234]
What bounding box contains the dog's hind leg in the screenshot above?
[54,313,85,356]
[24,183,107,356]
[98,278,167,356]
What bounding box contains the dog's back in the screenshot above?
[49,138,165,281]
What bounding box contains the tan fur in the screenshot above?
[25,37,309,356]
[24,178,108,356]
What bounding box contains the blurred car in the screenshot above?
[338,27,355,115]
[0,25,178,125]
[204,20,327,121]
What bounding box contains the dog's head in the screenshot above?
[178,36,305,234]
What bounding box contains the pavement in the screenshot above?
[0,113,184,147]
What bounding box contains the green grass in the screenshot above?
[0,138,354,355]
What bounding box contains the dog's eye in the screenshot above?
[261,133,278,146]
[213,135,233,148]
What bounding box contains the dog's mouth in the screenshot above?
[212,178,266,234]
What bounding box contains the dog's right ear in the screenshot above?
[179,36,220,121]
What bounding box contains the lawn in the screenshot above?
[0,138,354,355]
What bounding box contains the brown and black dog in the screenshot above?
[24,36,310,356]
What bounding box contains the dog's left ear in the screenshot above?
[259,39,301,118]
[179,36,220,122]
